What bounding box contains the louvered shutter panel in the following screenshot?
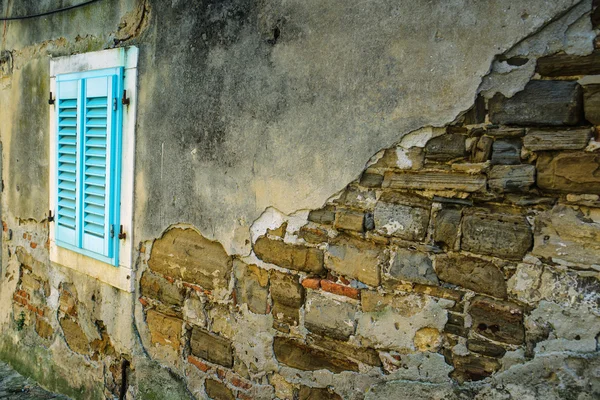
[56,80,79,245]
[81,75,116,257]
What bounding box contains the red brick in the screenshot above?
[22,233,27,239]
[237,392,252,400]
[217,369,227,380]
[16,290,30,300]
[138,297,149,307]
[30,242,37,249]
[27,234,31,241]
[2,221,7,232]
[188,355,211,372]
[183,282,211,295]
[13,294,28,306]
[320,280,360,300]
[230,376,252,390]
[301,278,321,290]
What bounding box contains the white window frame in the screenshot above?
[49,47,138,292]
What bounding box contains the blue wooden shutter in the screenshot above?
[56,80,80,245]
[81,75,117,257]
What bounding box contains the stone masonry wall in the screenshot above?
[134,14,600,400]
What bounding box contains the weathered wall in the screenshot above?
[135,0,585,254]
[0,0,599,399]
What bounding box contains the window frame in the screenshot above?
[49,47,138,292]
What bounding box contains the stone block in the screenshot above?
[270,270,304,308]
[583,84,600,125]
[469,296,524,345]
[450,353,501,382]
[472,136,493,163]
[489,80,583,126]
[491,138,521,165]
[35,318,54,340]
[234,261,269,314]
[336,186,378,210]
[383,170,486,192]
[386,248,438,285]
[536,50,600,77]
[20,273,42,294]
[58,287,77,317]
[412,284,463,303]
[267,222,288,239]
[59,317,89,354]
[373,192,431,241]
[488,165,536,193]
[190,327,233,368]
[359,172,384,188]
[326,235,385,287]
[272,337,358,373]
[148,228,231,290]
[334,210,365,232]
[272,303,300,329]
[523,128,591,151]
[270,270,304,327]
[424,133,466,161]
[537,152,600,194]
[466,339,506,358]
[461,212,532,260]
[413,327,442,351]
[205,379,235,400]
[307,208,336,224]
[433,208,461,249]
[306,334,381,367]
[304,292,357,340]
[532,205,600,267]
[140,271,185,307]
[254,236,324,274]
[145,310,182,350]
[298,386,342,400]
[485,128,525,138]
[435,253,507,298]
[298,225,329,244]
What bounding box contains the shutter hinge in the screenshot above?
[48,210,54,222]
[118,225,126,240]
[110,225,115,238]
[121,90,130,106]
[48,92,55,105]
[113,98,117,111]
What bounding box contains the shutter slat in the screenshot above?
[81,75,114,256]
[55,83,79,245]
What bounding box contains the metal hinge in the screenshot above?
[121,90,130,106]
[118,225,126,240]
[48,92,55,105]
[110,225,115,238]
[113,98,118,111]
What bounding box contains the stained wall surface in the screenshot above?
[0,0,599,399]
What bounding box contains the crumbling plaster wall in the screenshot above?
[0,0,599,399]
[135,0,585,254]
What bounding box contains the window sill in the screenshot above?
[49,241,134,292]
